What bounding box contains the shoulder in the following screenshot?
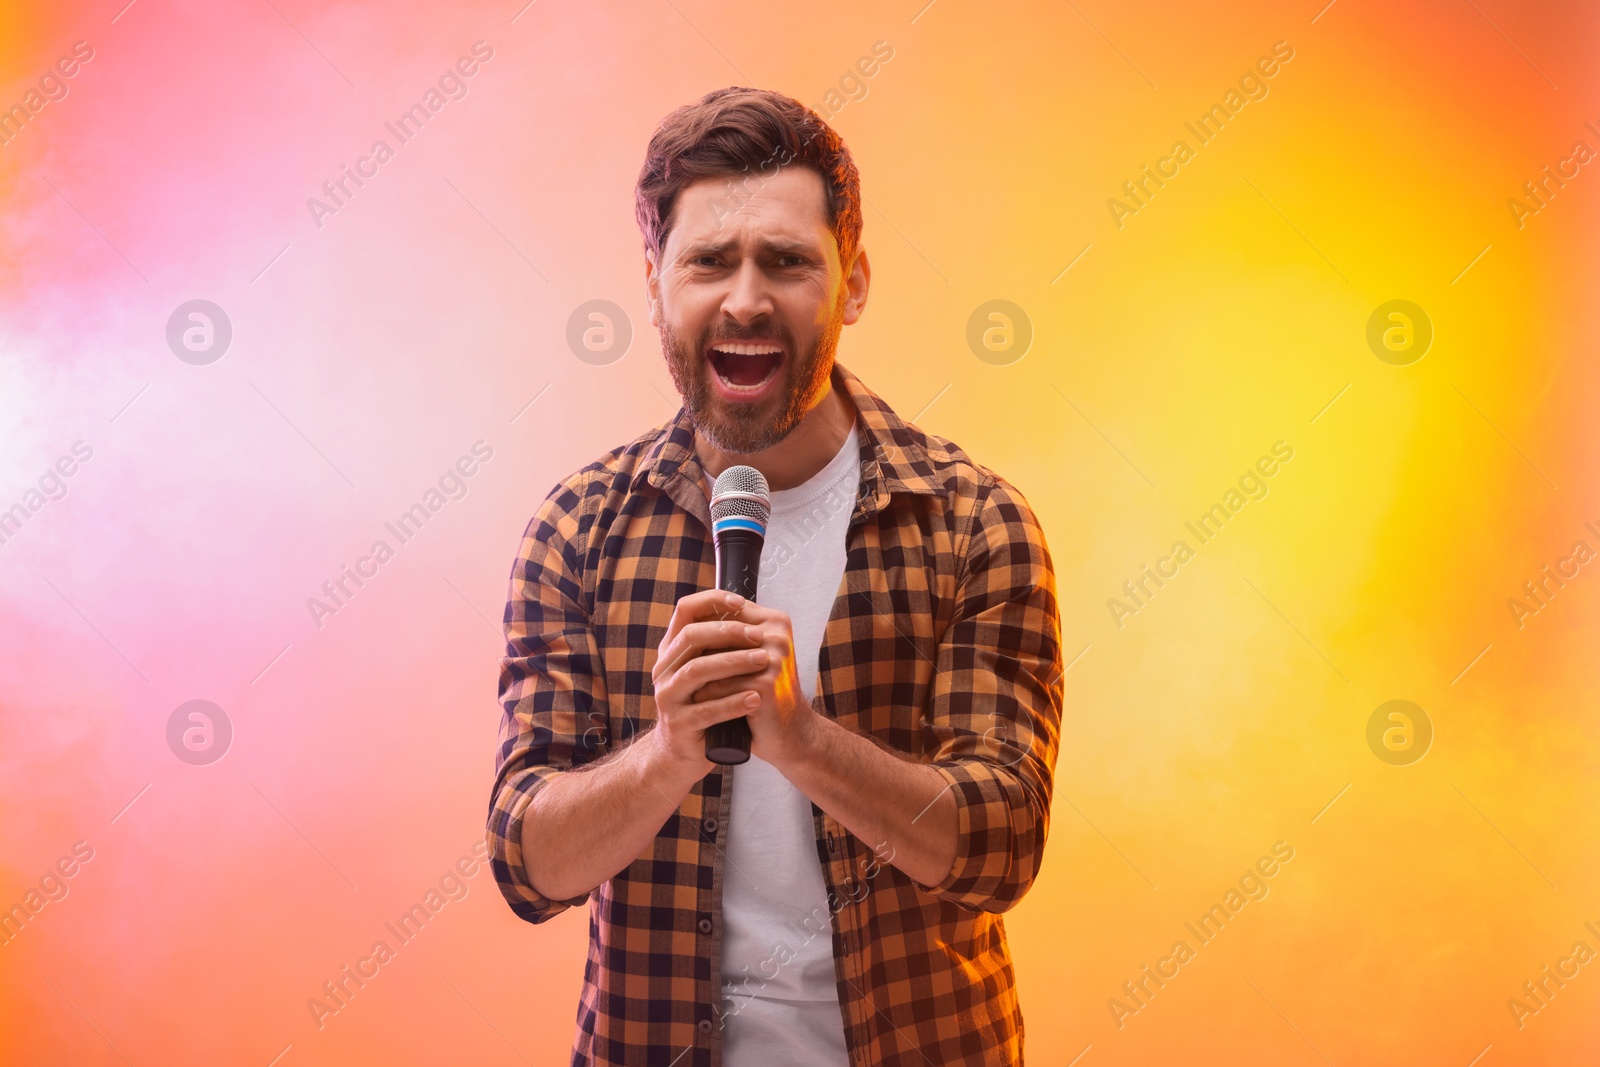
[523,421,670,548]
[893,420,1051,573]
[915,424,1001,495]
[903,418,1040,524]
[843,363,1021,515]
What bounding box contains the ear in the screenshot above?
[643,249,662,327]
[840,244,871,327]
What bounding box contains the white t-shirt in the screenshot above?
[719,420,859,1066]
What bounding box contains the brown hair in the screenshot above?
[634,86,862,274]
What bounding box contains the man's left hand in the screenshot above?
[690,602,818,767]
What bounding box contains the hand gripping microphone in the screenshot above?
[704,464,771,766]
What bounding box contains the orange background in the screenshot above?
[1,1,1597,1063]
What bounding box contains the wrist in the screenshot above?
[783,709,835,779]
[641,725,712,793]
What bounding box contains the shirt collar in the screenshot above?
[633,361,943,528]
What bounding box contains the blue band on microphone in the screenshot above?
[712,516,766,537]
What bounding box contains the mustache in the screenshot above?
[703,329,788,348]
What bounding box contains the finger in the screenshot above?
[661,589,748,650]
[705,600,784,626]
[680,689,762,732]
[655,619,764,682]
[655,615,746,683]
[662,646,770,699]
[709,604,792,651]
[655,619,757,684]
[662,646,768,697]
[691,672,767,704]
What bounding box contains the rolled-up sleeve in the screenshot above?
[921,476,1063,913]
[486,477,608,924]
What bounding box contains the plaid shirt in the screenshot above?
[487,361,1064,1066]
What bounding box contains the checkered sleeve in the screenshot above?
[487,475,608,925]
[921,475,1064,913]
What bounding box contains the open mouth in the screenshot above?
[706,342,784,392]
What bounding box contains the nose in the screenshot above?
[720,256,776,325]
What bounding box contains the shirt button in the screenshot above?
[697,1019,713,1034]
[697,916,713,935]
[703,816,718,835]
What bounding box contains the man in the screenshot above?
[487,86,1063,1066]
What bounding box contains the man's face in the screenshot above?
[646,165,858,455]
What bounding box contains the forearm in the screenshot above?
[520,731,706,901]
[781,714,958,888]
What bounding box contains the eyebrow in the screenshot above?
[677,236,819,259]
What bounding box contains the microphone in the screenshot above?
[704,464,771,766]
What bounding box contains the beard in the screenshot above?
[659,303,843,455]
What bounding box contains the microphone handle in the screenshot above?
[704,529,763,766]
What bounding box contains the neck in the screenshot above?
[696,372,854,493]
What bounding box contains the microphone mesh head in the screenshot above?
[710,465,771,527]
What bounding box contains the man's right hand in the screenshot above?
[648,589,769,772]
[518,588,769,903]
